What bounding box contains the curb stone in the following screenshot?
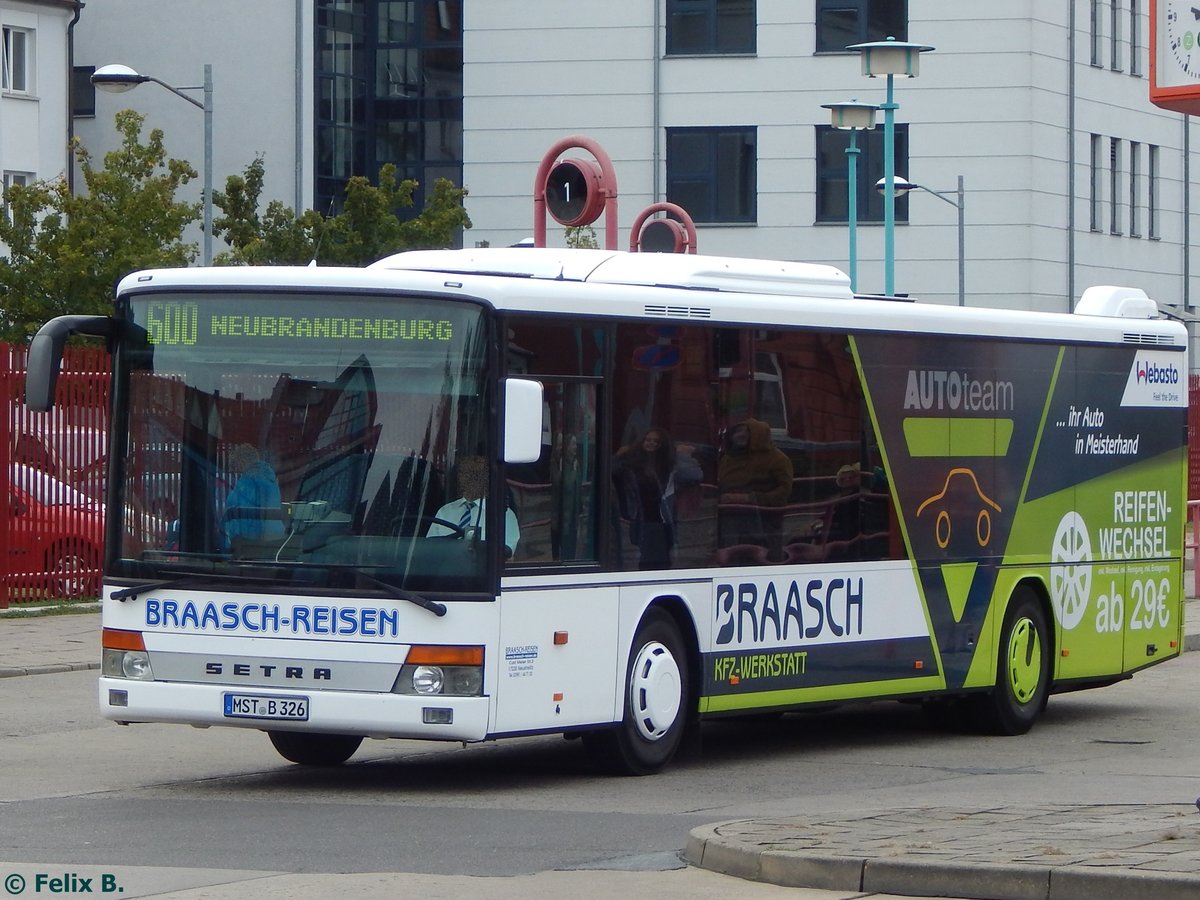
[685,805,1200,900]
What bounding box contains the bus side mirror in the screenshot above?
[503,378,543,464]
[25,315,115,412]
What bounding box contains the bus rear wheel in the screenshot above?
[584,608,689,776]
[971,588,1050,735]
[268,731,363,766]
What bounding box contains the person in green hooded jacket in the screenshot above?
[717,418,793,560]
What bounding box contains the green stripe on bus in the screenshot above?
[903,417,1014,457]
[698,674,947,713]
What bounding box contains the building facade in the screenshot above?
[0,0,77,213]
[465,1,1197,319]
[53,1,1200,337]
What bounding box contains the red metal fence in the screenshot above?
[1191,376,1200,502]
[1,343,110,608]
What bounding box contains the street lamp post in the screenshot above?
[92,63,214,266]
[847,37,933,297]
[881,175,966,306]
[821,100,879,294]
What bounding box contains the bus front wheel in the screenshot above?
[268,731,363,766]
[584,608,689,776]
[971,588,1050,735]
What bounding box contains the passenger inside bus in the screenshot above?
[222,443,285,552]
[613,426,702,570]
[717,418,793,562]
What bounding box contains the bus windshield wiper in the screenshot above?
[110,571,292,602]
[355,571,447,617]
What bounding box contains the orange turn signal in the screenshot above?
[405,645,484,666]
[102,628,146,651]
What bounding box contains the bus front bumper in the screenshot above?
[98,677,491,741]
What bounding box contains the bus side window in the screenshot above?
[506,380,598,565]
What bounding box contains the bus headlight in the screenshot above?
[102,648,155,681]
[393,664,482,696]
[392,645,484,697]
[101,628,154,681]
[412,665,444,694]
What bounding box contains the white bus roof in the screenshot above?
[116,248,1186,348]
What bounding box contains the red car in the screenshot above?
[7,463,104,598]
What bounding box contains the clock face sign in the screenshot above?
[1152,0,1200,111]
[1167,1,1200,81]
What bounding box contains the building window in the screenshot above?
[1129,0,1142,75]
[816,0,907,52]
[72,66,96,117]
[2,25,31,93]
[315,1,463,222]
[1090,134,1103,232]
[666,127,757,223]
[1110,0,1123,71]
[1091,0,1103,66]
[1129,141,1141,237]
[665,0,755,55]
[3,171,33,222]
[815,124,910,224]
[1109,137,1122,235]
[1148,143,1160,239]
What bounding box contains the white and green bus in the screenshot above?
[27,248,1188,773]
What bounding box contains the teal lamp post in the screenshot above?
[821,100,879,294]
[846,36,933,297]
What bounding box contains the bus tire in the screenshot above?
[972,587,1050,736]
[268,731,363,766]
[584,608,689,776]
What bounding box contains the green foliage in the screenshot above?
[0,110,199,342]
[213,159,471,267]
[564,225,599,249]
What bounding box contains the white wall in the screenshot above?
[463,1,1196,320]
[0,1,74,191]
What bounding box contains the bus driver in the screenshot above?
[427,455,520,557]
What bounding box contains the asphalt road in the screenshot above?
[2,652,1197,896]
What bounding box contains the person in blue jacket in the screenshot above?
[223,443,284,549]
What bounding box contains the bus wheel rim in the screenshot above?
[1007,616,1042,705]
[630,641,682,742]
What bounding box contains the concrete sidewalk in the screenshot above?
[685,804,1200,900]
[0,605,100,677]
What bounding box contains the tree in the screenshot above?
[565,225,599,249]
[0,110,199,342]
[213,158,472,267]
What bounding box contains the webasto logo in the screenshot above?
[1136,361,1180,385]
[903,369,1015,411]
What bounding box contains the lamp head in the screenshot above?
[847,36,935,78]
[876,176,915,196]
[820,99,879,130]
[91,64,149,93]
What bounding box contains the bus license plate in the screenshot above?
[223,693,309,721]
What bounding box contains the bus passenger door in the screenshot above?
[495,378,618,733]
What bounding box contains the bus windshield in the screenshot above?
[110,291,494,595]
